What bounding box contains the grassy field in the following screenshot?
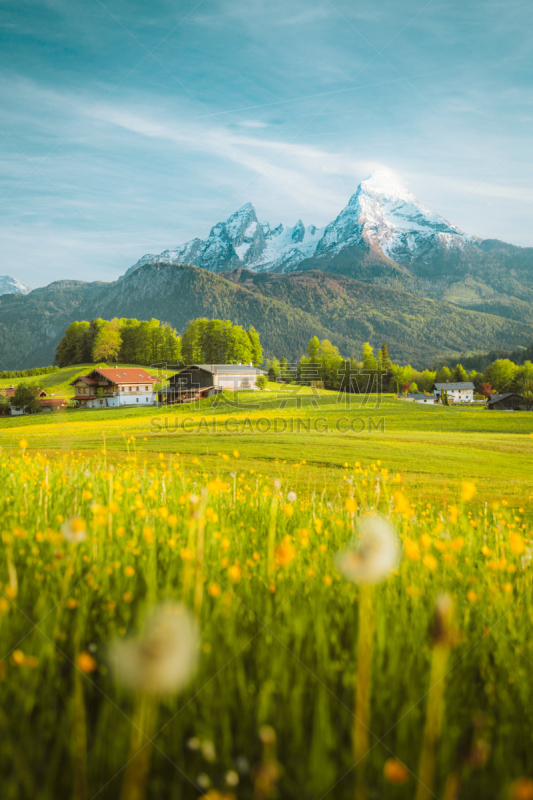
[1,383,532,504]
[0,363,177,399]
[0,376,532,800]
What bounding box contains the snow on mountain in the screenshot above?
[123,202,324,278]
[123,169,480,278]
[316,168,479,262]
[0,276,32,296]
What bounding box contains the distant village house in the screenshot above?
[433,381,475,403]
[401,393,438,404]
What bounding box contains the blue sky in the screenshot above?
[1,0,533,287]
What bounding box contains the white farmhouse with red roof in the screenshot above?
[70,367,158,409]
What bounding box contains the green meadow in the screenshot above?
[1,373,533,800]
[1,381,532,505]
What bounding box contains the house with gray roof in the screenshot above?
[433,381,475,404]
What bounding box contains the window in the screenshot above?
[136,398,139,403]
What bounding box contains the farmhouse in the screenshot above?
[70,367,158,408]
[401,393,438,404]
[433,381,475,404]
[2,385,51,415]
[0,385,48,399]
[161,364,264,404]
[487,393,525,411]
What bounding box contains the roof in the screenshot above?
[70,368,157,387]
[1,386,47,397]
[434,382,475,391]
[39,397,68,408]
[70,376,99,386]
[176,364,264,375]
[93,368,157,384]
[487,392,522,405]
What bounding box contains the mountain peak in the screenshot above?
[124,168,479,278]
[0,275,32,297]
[358,168,415,203]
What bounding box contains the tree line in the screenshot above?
[54,317,263,368]
[0,365,59,380]
[266,337,533,399]
[181,319,262,366]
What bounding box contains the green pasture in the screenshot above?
[1,384,532,505]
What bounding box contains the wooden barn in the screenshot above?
[487,393,524,411]
[161,364,264,404]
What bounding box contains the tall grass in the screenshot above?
[0,442,532,798]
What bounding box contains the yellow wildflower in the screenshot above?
[423,554,438,571]
[276,536,296,567]
[345,498,357,513]
[461,481,476,502]
[78,651,97,673]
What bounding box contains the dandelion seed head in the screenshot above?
[196,773,211,789]
[187,737,201,751]
[225,770,239,786]
[287,491,297,503]
[110,603,198,693]
[336,515,400,584]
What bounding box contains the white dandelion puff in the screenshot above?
[110,603,198,693]
[226,770,239,786]
[287,491,297,503]
[196,773,211,789]
[336,515,400,585]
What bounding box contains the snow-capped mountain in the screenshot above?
[124,169,480,279]
[315,170,479,262]
[123,202,324,278]
[0,276,31,296]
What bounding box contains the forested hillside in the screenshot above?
[1,263,533,370]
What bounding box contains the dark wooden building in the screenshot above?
[487,393,524,410]
[160,364,264,404]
